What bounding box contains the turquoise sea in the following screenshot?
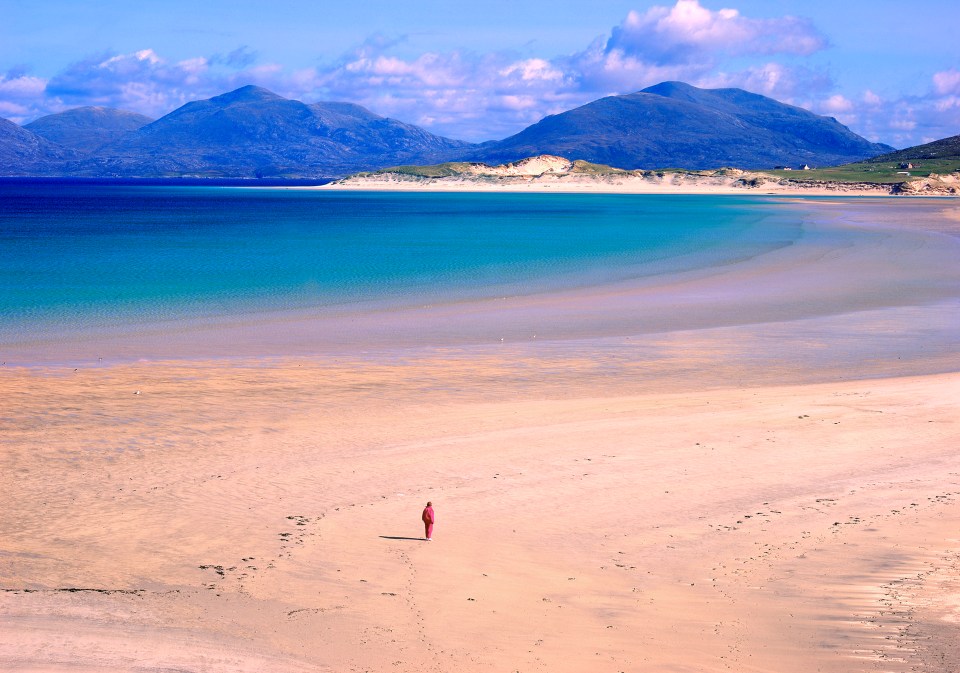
[3,182,960,379]
[1,182,800,339]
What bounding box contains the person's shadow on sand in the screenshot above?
[379,535,428,542]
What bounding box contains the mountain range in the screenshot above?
[1,82,896,178]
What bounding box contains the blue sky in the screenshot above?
[2,0,958,147]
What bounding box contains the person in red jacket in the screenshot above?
[422,501,435,541]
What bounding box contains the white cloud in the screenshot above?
[605,0,826,63]
[0,74,46,98]
[820,94,854,114]
[561,0,829,101]
[497,94,538,111]
[499,59,564,83]
[0,73,50,123]
[100,49,161,69]
[935,96,959,111]
[890,118,917,131]
[699,62,833,106]
[566,39,707,94]
[0,100,30,117]
[933,69,960,96]
[800,70,960,149]
[38,49,298,119]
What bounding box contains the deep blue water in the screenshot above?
[0,182,802,340]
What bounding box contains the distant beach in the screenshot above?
[2,188,959,672]
[322,158,960,196]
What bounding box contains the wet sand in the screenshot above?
[2,197,959,672]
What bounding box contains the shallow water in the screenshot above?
[1,184,958,376]
[1,183,799,332]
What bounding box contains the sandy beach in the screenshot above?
[2,196,959,672]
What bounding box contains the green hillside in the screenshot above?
[867,134,960,163]
[762,134,960,184]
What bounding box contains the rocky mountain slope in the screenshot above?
[25,107,154,155]
[0,118,77,175]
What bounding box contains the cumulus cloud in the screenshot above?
[303,37,586,139]
[499,59,565,84]
[804,70,960,148]
[606,0,825,62]
[701,62,834,103]
[908,71,960,143]
[932,69,960,96]
[820,94,854,114]
[0,68,50,123]
[513,0,832,116]
[45,50,198,113]
[37,48,303,120]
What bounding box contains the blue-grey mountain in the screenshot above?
[76,86,471,178]
[0,118,77,175]
[468,81,893,170]
[25,107,154,155]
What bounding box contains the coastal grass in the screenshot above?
[569,160,630,174]
[367,162,483,178]
[762,158,960,184]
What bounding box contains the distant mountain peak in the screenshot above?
[641,81,696,96]
[211,85,284,104]
[470,81,893,170]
